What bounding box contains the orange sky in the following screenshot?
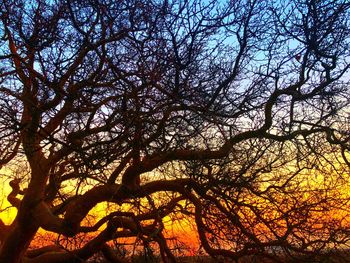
[0,170,200,254]
[2,162,350,256]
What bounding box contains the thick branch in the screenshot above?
[54,179,191,235]
[7,179,22,208]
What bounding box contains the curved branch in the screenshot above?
[7,179,22,208]
[36,179,192,236]
[186,191,260,260]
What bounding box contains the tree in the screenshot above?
[0,0,350,262]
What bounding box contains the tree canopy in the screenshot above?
[0,0,350,262]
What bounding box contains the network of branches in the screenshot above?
[0,0,350,262]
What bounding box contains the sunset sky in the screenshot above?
[1,1,350,262]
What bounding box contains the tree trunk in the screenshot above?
[0,164,48,263]
[0,220,38,263]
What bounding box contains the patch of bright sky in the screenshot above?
[0,167,17,225]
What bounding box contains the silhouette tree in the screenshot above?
[0,0,350,262]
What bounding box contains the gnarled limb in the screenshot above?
[7,179,22,208]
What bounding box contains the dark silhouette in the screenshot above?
[0,0,350,262]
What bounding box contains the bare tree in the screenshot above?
[0,0,350,262]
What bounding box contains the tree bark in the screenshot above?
[0,221,38,263]
[0,161,49,263]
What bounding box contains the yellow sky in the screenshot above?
[2,158,350,254]
[0,167,17,225]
